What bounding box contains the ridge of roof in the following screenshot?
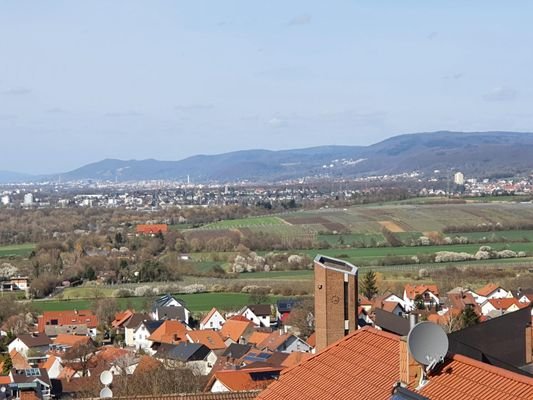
[450,353,533,385]
[280,326,400,376]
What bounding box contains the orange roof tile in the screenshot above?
[476,283,502,297]
[280,352,312,368]
[186,330,226,350]
[382,301,402,313]
[8,350,30,370]
[220,319,254,342]
[0,376,11,385]
[258,327,401,400]
[306,332,316,348]
[229,315,250,322]
[148,320,188,344]
[112,310,134,328]
[136,224,168,234]
[133,355,162,376]
[257,326,533,400]
[37,310,99,332]
[404,284,439,300]
[95,346,130,362]
[488,297,528,310]
[419,354,533,399]
[257,332,292,352]
[53,334,92,347]
[41,355,58,371]
[248,331,271,345]
[210,366,283,392]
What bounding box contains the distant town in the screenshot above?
[1,170,532,210]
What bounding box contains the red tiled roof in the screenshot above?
[248,331,271,345]
[220,319,254,342]
[487,297,529,311]
[476,283,502,297]
[404,284,439,300]
[256,332,292,352]
[0,375,11,385]
[280,352,312,368]
[148,320,188,344]
[229,315,250,322]
[41,355,59,371]
[78,392,260,400]
[418,354,533,399]
[94,346,131,362]
[257,326,533,400]
[209,366,283,392]
[53,334,92,347]
[306,333,316,348]
[37,310,99,332]
[8,350,30,370]
[258,327,400,400]
[136,224,168,234]
[133,355,162,376]
[187,330,226,350]
[112,310,134,328]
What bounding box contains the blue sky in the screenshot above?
[1,0,532,174]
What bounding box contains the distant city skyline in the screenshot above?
[1,1,532,174]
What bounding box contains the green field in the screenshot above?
[302,242,533,266]
[451,230,533,242]
[318,233,385,246]
[32,292,281,313]
[237,270,314,280]
[0,243,35,258]
[203,216,285,229]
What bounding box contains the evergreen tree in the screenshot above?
[361,270,378,299]
[461,306,479,328]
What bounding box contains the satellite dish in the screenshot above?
[100,387,113,398]
[100,370,113,386]
[407,321,448,370]
[0,386,5,393]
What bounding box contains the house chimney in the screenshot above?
[399,336,421,388]
[314,255,358,352]
[409,314,418,330]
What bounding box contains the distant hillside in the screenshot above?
[5,131,533,183]
[0,170,35,184]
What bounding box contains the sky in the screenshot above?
[1,0,532,174]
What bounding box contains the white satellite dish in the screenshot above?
[407,321,448,371]
[100,387,113,399]
[100,370,113,386]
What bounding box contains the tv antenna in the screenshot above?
[407,322,448,374]
[99,370,113,398]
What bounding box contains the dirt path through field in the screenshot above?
[378,220,405,232]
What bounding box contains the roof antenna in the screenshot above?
[407,322,449,389]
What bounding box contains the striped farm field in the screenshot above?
[202,216,286,229]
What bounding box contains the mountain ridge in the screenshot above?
[2,131,533,183]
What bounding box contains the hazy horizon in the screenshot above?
[2,1,532,174]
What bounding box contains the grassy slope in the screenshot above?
[32,292,281,313]
[0,243,35,258]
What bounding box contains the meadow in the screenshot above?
[0,243,35,258]
[32,292,282,313]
